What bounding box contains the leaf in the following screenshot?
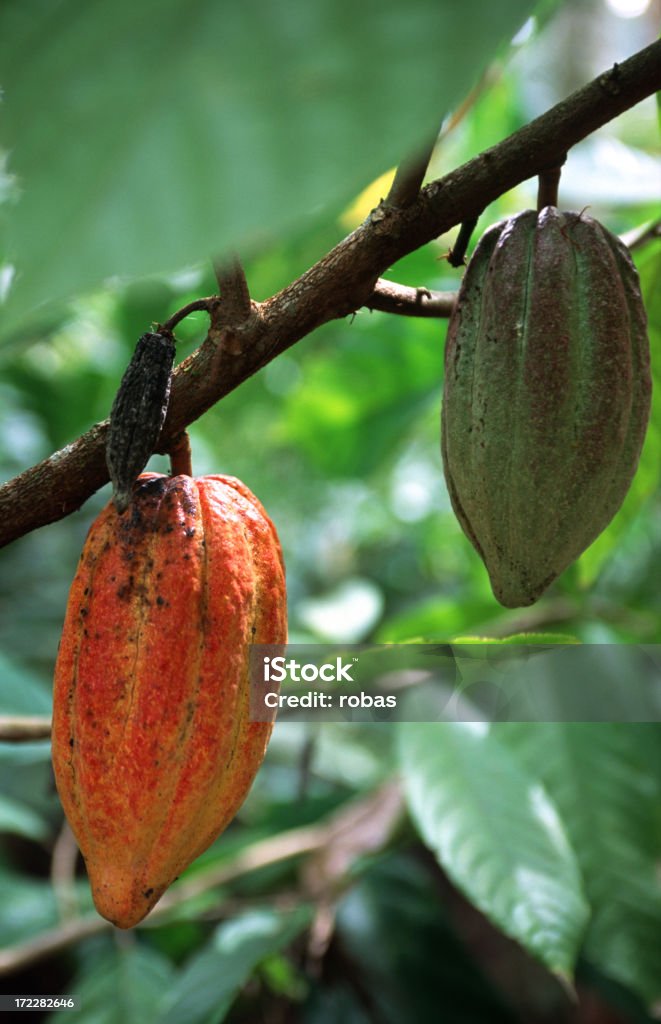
[0,871,59,945]
[155,906,312,1024]
[0,793,48,841]
[497,723,661,1008]
[450,633,581,645]
[0,0,538,338]
[281,315,442,477]
[0,651,52,715]
[398,721,589,979]
[57,942,176,1024]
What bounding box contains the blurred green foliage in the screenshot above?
[0,2,660,1022]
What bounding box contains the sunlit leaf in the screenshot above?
[497,723,661,1008]
[155,906,312,1024]
[0,0,537,338]
[399,722,589,978]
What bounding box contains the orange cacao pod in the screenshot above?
[52,473,287,928]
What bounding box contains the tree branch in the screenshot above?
[366,279,456,318]
[0,716,52,741]
[622,217,661,252]
[1,40,659,549]
[386,133,439,208]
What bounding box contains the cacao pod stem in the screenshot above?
[168,431,193,477]
[106,331,175,513]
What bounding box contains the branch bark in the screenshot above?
[367,279,456,318]
[0,716,52,741]
[1,40,659,549]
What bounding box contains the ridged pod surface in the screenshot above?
[441,207,651,608]
[52,473,287,928]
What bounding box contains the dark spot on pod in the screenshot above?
[143,888,154,899]
[156,596,166,606]
[69,737,74,748]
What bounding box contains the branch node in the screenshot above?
[366,279,456,318]
[386,133,439,208]
[161,298,214,333]
[213,256,252,326]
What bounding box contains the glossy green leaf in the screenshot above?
[155,906,312,1024]
[57,943,176,1024]
[398,722,589,978]
[0,0,537,338]
[497,723,661,1008]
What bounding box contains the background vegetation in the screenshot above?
[1,0,660,1021]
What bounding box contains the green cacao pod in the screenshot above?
[441,206,651,608]
[52,473,287,928]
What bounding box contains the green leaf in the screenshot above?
[281,315,442,477]
[57,942,176,1024]
[0,0,537,338]
[0,793,48,841]
[0,871,59,944]
[450,633,581,645]
[155,906,312,1024]
[0,651,52,715]
[398,722,589,979]
[497,723,661,1008]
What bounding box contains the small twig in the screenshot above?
[296,730,318,802]
[622,218,661,252]
[51,822,80,923]
[213,255,252,324]
[386,133,439,208]
[160,298,215,333]
[0,715,51,741]
[168,431,193,476]
[447,217,478,268]
[366,278,456,318]
[537,159,566,211]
